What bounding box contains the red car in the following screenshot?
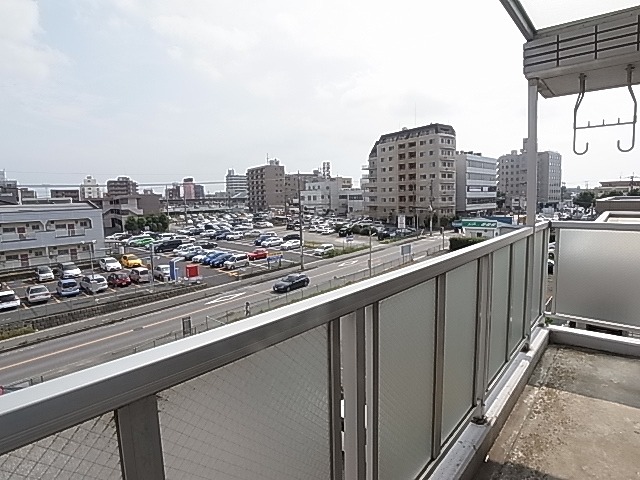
[248,248,269,261]
[107,272,131,288]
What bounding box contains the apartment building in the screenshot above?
[454,152,497,216]
[106,176,138,196]
[0,203,104,270]
[93,194,161,234]
[498,150,562,209]
[225,169,247,196]
[246,159,285,212]
[80,175,102,200]
[364,124,457,226]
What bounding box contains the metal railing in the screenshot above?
[0,222,549,480]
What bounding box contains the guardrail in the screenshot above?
[0,223,549,479]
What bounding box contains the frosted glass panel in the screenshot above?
[489,247,510,382]
[442,262,477,441]
[378,280,436,480]
[158,325,331,480]
[530,231,545,324]
[509,240,527,353]
[556,229,640,327]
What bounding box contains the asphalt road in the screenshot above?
[0,233,450,386]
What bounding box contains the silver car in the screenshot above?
[79,274,108,294]
[26,285,51,305]
[34,266,55,283]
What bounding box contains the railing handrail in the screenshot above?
[0,222,549,457]
[551,219,640,231]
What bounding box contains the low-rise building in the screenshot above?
[338,189,364,216]
[50,189,81,202]
[80,175,102,200]
[93,194,161,234]
[0,203,104,270]
[594,180,638,197]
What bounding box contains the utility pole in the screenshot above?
[429,178,434,236]
[297,172,305,271]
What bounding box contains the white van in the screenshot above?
[223,253,250,270]
[312,244,335,256]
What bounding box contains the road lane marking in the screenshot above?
[414,255,425,261]
[204,292,246,306]
[0,330,131,373]
[338,260,358,267]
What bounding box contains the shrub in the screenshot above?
[0,326,36,340]
[449,236,486,251]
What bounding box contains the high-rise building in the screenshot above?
[80,175,102,200]
[246,159,285,212]
[225,169,247,196]
[107,176,138,196]
[182,178,195,200]
[454,152,497,216]
[497,150,562,209]
[194,184,205,199]
[165,183,181,201]
[364,123,457,226]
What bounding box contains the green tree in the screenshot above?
[125,216,138,233]
[628,188,640,196]
[136,216,147,231]
[599,190,624,198]
[573,191,595,208]
[157,213,170,232]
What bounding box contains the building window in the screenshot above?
[429,151,434,156]
[398,143,405,149]
[58,249,69,255]
[79,221,88,227]
[6,254,18,261]
[55,224,66,229]
[398,153,406,160]
[2,227,15,233]
[429,139,434,144]
[31,225,40,231]
[430,174,436,178]
[34,251,43,257]
[388,146,394,151]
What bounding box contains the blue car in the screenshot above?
[56,278,80,297]
[201,251,224,266]
[210,253,234,268]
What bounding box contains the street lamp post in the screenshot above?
[82,240,96,273]
[297,172,305,271]
[368,230,372,277]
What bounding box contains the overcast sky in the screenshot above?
[1,0,639,192]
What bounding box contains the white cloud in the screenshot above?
[0,0,66,81]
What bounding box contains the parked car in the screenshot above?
[282,233,301,242]
[273,273,309,293]
[99,257,122,272]
[56,278,80,297]
[280,240,301,250]
[34,265,55,282]
[183,246,205,260]
[225,231,243,241]
[172,244,194,256]
[201,251,225,265]
[79,274,108,294]
[120,254,143,268]
[194,241,218,249]
[223,253,250,270]
[25,285,52,304]
[105,233,128,241]
[129,267,151,283]
[338,226,354,237]
[254,232,277,245]
[262,237,283,248]
[107,272,132,288]
[248,248,269,261]
[210,253,234,268]
[319,226,335,235]
[155,239,183,253]
[130,237,155,248]
[311,244,335,256]
[125,234,151,246]
[153,265,171,281]
[55,262,82,279]
[0,289,21,310]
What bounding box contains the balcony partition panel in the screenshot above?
[551,222,640,330]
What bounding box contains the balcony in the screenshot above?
[53,228,87,238]
[2,216,640,478]
[0,232,37,243]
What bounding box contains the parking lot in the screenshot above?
[0,224,387,319]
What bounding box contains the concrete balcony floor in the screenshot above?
[477,344,640,480]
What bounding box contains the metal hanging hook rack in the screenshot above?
[572,64,638,155]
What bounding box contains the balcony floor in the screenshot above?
[477,344,640,480]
